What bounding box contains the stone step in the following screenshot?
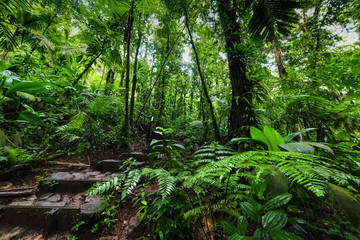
[119,153,149,162]
[38,171,111,193]
[0,192,106,232]
[96,159,147,172]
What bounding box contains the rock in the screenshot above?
[84,195,101,203]
[72,173,88,180]
[9,200,34,206]
[38,193,54,201]
[26,235,45,240]
[0,187,35,198]
[50,172,73,180]
[47,194,61,202]
[34,201,66,207]
[86,171,102,176]
[0,226,26,240]
[127,213,141,235]
[96,160,123,172]
[80,198,106,215]
[99,237,119,240]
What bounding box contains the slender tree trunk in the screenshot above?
[184,6,221,141]
[137,32,182,121]
[122,2,135,141]
[97,66,106,92]
[200,92,208,142]
[155,33,170,126]
[217,0,256,139]
[73,39,106,86]
[119,47,127,89]
[274,47,288,79]
[130,30,142,128]
[104,68,115,95]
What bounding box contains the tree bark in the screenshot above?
[155,33,170,126]
[137,31,182,121]
[274,46,288,79]
[122,2,135,140]
[217,0,257,139]
[104,68,115,95]
[130,30,142,128]
[184,6,221,141]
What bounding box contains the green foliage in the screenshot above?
[228,126,333,155]
[191,142,236,166]
[220,181,303,240]
[149,127,186,167]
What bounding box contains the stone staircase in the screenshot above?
[0,151,150,239]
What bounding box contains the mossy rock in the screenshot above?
[329,183,360,228]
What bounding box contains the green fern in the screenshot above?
[88,167,179,199]
[191,143,236,166]
[190,151,360,197]
[87,173,125,196]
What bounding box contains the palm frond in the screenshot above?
[248,0,302,41]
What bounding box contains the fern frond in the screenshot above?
[87,174,125,196]
[122,169,141,199]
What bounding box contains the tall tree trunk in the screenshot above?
[104,68,115,95]
[137,32,182,121]
[217,0,256,139]
[130,30,142,128]
[155,33,170,126]
[184,6,221,141]
[97,66,106,93]
[274,45,288,79]
[122,2,135,142]
[119,46,127,89]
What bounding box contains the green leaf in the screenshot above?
[263,126,284,151]
[6,82,50,95]
[254,228,270,240]
[220,219,238,235]
[227,137,268,150]
[229,234,252,240]
[250,126,271,149]
[0,97,13,104]
[150,139,163,146]
[240,202,261,222]
[270,230,303,240]
[19,112,45,126]
[172,143,185,149]
[236,216,248,235]
[278,142,315,154]
[308,142,334,156]
[262,211,288,231]
[283,128,317,143]
[40,97,56,103]
[264,193,292,211]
